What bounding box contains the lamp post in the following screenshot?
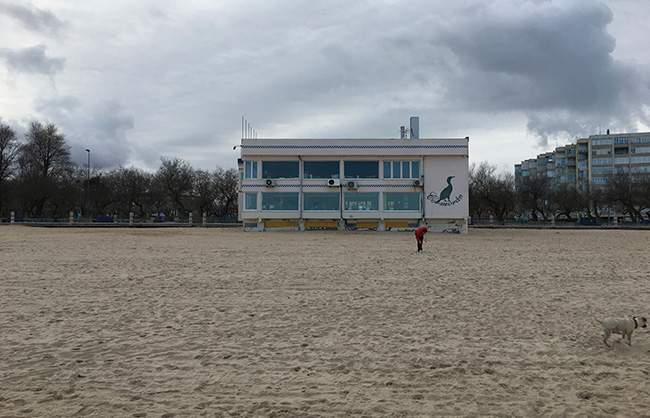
[85,149,90,218]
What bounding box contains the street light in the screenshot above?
[85,149,90,217]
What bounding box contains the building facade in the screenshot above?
[237,137,469,233]
[515,131,650,191]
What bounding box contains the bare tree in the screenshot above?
[19,122,72,179]
[213,167,238,217]
[193,169,218,216]
[156,156,195,217]
[517,175,550,220]
[604,171,645,222]
[633,172,650,221]
[104,166,153,217]
[548,183,582,220]
[0,123,20,213]
[469,162,516,220]
[16,122,73,215]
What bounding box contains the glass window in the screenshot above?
[262,161,299,179]
[384,193,420,211]
[304,161,339,179]
[343,193,379,211]
[411,161,420,178]
[244,193,257,210]
[392,161,401,178]
[303,193,340,211]
[244,161,258,179]
[344,161,379,179]
[401,162,411,179]
[261,193,299,211]
[384,160,419,178]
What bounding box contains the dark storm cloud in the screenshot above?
[0,44,64,76]
[0,2,65,35]
[33,96,135,168]
[1,0,648,172]
[436,0,649,145]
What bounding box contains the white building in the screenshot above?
[237,135,469,233]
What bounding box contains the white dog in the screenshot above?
[593,312,647,347]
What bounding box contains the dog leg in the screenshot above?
[603,330,611,347]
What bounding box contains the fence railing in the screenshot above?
[1,211,241,227]
[470,217,650,229]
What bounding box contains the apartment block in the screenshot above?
[515,131,650,191]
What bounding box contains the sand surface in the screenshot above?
[1,226,649,417]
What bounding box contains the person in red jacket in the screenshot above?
[415,226,428,253]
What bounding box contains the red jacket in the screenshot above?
[415,227,428,240]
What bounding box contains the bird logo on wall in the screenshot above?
[427,175,463,206]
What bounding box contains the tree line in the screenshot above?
[470,161,650,223]
[0,122,238,220]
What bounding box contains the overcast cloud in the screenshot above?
[0,0,648,172]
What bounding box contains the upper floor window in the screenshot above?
[384,161,420,179]
[304,161,339,179]
[344,161,378,179]
[262,161,299,179]
[592,158,612,165]
[244,161,258,179]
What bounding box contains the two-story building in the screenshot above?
[237,136,469,233]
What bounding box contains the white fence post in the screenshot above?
[202,212,207,226]
[189,212,193,225]
[10,211,15,224]
[129,212,134,225]
[69,211,74,224]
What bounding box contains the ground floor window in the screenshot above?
[344,193,379,211]
[244,193,257,210]
[383,192,420,211]
[304,193,340,211]
[261,193,299,210]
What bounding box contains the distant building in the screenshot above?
[236,133,469,233]
[515,131,650,191]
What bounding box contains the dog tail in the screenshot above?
[592,310,604,325]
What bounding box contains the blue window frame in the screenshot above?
[244,161,258,179]
[244,193,257,210]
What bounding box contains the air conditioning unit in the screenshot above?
[346,180,358,190]
[327,178,340,187]
[265,179,276,187]
[413,179,422,187]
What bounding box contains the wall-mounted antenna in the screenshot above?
[241,116,258,139]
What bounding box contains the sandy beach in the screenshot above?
[1,226,649,417]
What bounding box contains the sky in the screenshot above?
[0,0,649,174]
